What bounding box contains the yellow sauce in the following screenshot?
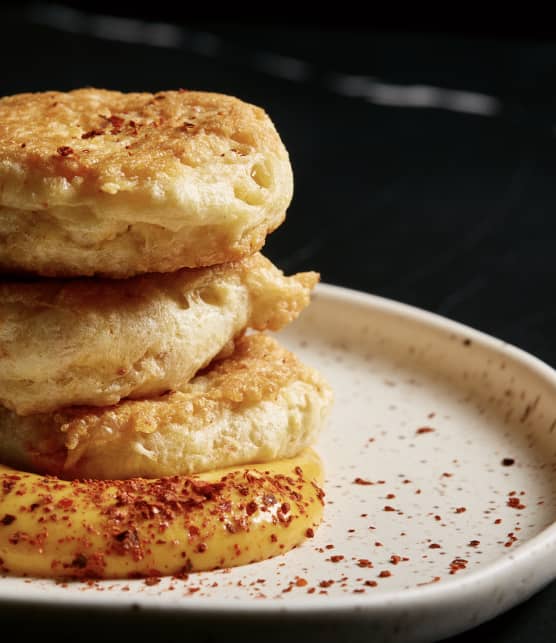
[0,449,324,579]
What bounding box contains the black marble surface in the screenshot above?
[0,5,555,642]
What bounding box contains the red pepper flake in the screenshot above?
[294,466,303,477]
[416,427,435,434]
[305,528,315,538]
[357,559,373,568]
[196,543,207,554]
[144,577,161,586]
[383,505,396,512]
[270,534,278,543]
[307,587,316,594]
[417,576,441,587]
[504,533,518,548]
[390,555,402,565]
[449,558,468,574]
[295,577,308,587]
[364,580,378,587]
[455,507,466,514]
[353,589,366,594]
[325,544,334,550]
[328,555,344,563]
[378,570,392,578]
[442,473,453,478]
[245,501,258,516]
[434,515,442,521]
[71,554,87,569]
[375,541,383,547]
[57,146,73,157]
[429,543,441,549]
[494,518,502,525]
[468,540,480,547]
[1,514,15,526]
[507,497,526,510]
[386,493,396,499]
[354,478,373,486]
[502,458,515,466]
[319,580,334,588]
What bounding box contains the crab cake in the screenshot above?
[0,89,292,277]
[0,334,333,480]
[0,253,317,415]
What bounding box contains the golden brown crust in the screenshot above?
[0,334,333,479]
[0,89,293,276]
[0,253,318,414]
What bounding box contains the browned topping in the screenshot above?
[305,528,315,538]
[416,427,435,435]
[455,507,466,514]
[1,514,15,526]
[378,570,391,578]
[81,128,104,139]
[357,559,373,568]
[502,458,515,466]
[429,543,441,549]
[56,146,74,157]
[328,555,344,563]
[468,540,480,547]
[383,506,396,512]
[364,580,378,587]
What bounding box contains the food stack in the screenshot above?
[0,89,332,579]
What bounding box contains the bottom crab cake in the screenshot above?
[0,333,333,480]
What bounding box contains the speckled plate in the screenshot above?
[1,284,556,643]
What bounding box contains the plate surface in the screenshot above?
[2,284,556,642]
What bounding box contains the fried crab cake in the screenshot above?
[0,334,333,480]
[0,254,318,415]
[0,89,292,277]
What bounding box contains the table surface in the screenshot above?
[1,5,555,642]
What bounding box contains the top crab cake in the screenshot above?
[0,88,293,277]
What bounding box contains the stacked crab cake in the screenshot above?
[0,89,332,578]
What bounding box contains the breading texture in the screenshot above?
[0,253,318,415]
[0,88,293,276]
[0,334,333,480]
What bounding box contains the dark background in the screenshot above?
[1,3,555,641]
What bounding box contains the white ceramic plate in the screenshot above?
[1,284,556,642]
